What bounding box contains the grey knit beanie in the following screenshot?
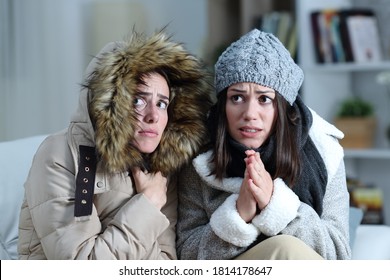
[214,29,304,105]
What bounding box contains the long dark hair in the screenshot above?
[209,91,301,187]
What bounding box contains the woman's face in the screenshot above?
[132,72,170,153]
[225,82,276,149]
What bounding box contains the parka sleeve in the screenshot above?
[20,135,176,259]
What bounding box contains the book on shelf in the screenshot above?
[286,21,297,61]
[311,10,339,63]
[310,8,383,64]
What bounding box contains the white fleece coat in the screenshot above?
[176,110,351,260]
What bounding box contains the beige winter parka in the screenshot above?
[18,31,213,259]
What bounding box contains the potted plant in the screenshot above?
[334,97,376,149]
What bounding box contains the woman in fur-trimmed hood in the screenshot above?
[18,30,213,260]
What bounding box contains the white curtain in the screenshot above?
[0,0,84,141]
[0,0,207,141]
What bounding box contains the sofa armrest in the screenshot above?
[0,135,47,259]
[352,224,390,260]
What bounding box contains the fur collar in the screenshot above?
[75,31,213,175]
[193,150,242,193]
[309,108,344,179]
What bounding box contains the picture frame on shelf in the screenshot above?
[346,13,382,63]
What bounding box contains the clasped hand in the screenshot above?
[131,167,168,210]
[236,150,273,222]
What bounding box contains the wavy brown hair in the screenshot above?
[209,91,301,187]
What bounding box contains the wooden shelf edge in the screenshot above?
[344,148,390,159]
[302,61,390,73]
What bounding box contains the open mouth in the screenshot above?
[240,128,259,133]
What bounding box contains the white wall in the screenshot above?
[0,0,85,141]
[0,0,207,141]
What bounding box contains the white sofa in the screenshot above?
[1,135,390,260]
[0,134,48,259]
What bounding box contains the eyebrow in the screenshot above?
[255,90,275,94]
[229,88,275,94]
[136,91,170,101]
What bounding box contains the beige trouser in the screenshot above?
[235,235,324,260]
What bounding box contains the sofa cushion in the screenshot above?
[0,135,47,259]
[352,225,390,260]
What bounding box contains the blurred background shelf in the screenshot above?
[344,148,390,159]
[306,61,390,72]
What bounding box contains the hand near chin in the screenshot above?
[131,167,168,210]
[236,166,258,223]
[245,150,273,210]
[237,150,274,222]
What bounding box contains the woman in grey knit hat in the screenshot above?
[176,29,351,260]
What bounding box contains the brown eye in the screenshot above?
[157,100,169,110]
[259,95,273,104]
[230,95,244,103]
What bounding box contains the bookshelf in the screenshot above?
[296,0,390,225]
[215,0,390,225]
[207,0,293,65]
[239,0,272,35]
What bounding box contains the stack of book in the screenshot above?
[311,8,383,64]
[347,177,384,224]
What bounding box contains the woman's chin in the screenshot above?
[133,142,159,154]
[239,140,262,150]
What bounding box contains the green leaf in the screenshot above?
[337,98,374,117]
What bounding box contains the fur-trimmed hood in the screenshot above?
[71,30,213,175]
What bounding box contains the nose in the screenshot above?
[243,99,258,120]
[143,104,159,123]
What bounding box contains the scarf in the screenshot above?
[226,96,327,216]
